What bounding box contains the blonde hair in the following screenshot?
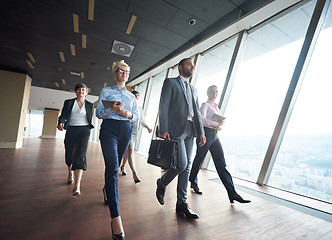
[112,60,130,73]
[207,85,217,94]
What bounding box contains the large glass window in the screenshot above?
[169,65,179,78]
[268,3,332,202]
[138,70,167,153]
[24,110,44,137]
[135,79,148,107]
[221,1,317,182]
[195,37,237,105]
[193,37,237,171]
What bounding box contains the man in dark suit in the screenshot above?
[156,58,206,219]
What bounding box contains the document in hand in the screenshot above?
[211,113,226,122]
[102,100,121,109]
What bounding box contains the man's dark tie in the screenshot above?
[185,81,194,118]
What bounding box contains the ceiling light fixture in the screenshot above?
[70,71,81,76]
[25,60,34,69]
[111,40,134,57]
[70,44,76,56]
[73,13,79,33]
[82,34,87,48]
[27,53,36,63]
[88,0,95,21]
[61,78,66,84]
[55,82,59,87]
[126,15,137,35]
[59,51,65,62]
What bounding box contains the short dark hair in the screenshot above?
[131,90,139,95]
[179,58,192,67]
[75,83,89,92]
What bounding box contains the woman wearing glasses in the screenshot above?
[96,60,138,240]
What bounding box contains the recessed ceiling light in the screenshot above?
[59,68,63,71]
[82,34,87,48]
[106,66,110,70]
[70,71,81,76]
[26,60,34,69]
[27,53,36,63]
[59,51,65,62]
[88,0,95,21]
[126,15,137,35]
[73,13,79,33]
[70,44,76,56]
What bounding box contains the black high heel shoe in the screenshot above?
[111,221,125,240]
[120,165,127,176]
[73,189,80,196]
[190,183,202,194]
[229,193,251,204]
[103,187,108,205]
[133,172,141,183]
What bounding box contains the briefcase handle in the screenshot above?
[154,125,171,140]
[155,125,160,139]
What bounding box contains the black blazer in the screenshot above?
[58,98,94,130]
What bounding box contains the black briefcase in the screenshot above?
[147,139,179,170]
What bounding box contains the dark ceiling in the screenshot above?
[0,0,269,96]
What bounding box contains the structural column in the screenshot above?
[41,108,59,138]
[0,70,31,148]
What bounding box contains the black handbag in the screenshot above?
[147,139,179,170]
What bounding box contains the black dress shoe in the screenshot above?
[111,222,125,240]
[229,193,251,204]
[176,202,199,219]
[190,183,202,194]
[156,178,165,205]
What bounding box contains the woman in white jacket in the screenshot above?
[120,90,152,183]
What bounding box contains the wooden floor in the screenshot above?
[0,138,331,240]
